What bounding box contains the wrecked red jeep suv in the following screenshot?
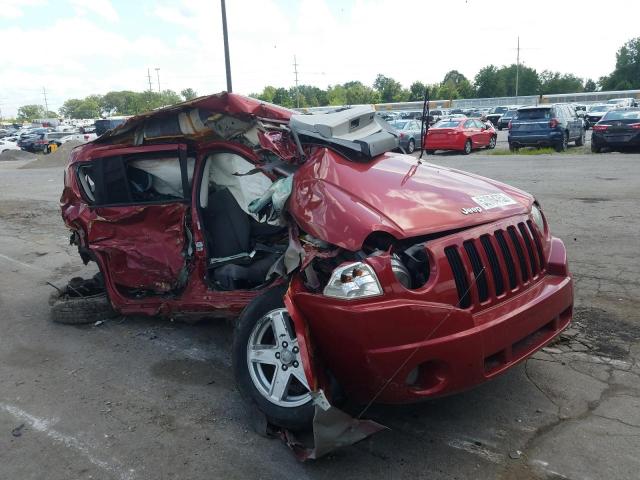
[58,93,573,437]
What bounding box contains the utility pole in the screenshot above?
[220,0,232,92]
[155,68,161,92]
[42,87,49,114]
[293,55,300,108]
[515,36,520,101]
[147,68,153,91]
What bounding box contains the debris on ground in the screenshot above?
[20,141,82,169]
[11,423,25,437]
[509,450,523,460]
[0,150,36,162]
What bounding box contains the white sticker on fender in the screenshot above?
[472,193,517,210]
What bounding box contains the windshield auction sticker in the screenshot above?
[471,193,517,210]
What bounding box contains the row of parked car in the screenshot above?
[507,103,640,153]
[386,104,640,155]
[379,96,640,155]
[0,125,97,154]
[387,116,497,155]
[0,117,129,154]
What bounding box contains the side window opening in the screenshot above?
[76,151,194,206]
[127,157,195,202]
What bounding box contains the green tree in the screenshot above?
[440,70,475,99]
[342,81,379,105]
[474,65,506,98]
[181,88,198,100]
[252,86,277,103]
[272,87,293,107]
[600,37,640,90]
[497,64,540,96]
[326,85,347,105]
[297,85,329,107]
[101,90,139,115]
[373,74,405,102]
[408,81,427,101]
[583,78,597,92]
[60,96,102,118]
[539,71,584,94]
[17,104,46,121]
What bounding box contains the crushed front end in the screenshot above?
[287,212,573,405]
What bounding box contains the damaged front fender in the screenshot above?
[279,279,386,460]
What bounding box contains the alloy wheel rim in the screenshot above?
[246,308,311,408]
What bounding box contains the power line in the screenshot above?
[293,55,300,108]
[515,36,520,100]
[42,87,49,113]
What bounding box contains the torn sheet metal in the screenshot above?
[281,391,387,461]
[85,203,190,293]
[257,130,299,162]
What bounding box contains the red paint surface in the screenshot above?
[288,147,532,250]
[425,119,496,152]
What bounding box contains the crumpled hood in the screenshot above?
[289,149,533,250]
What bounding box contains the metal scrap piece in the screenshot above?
[283,390,388,461]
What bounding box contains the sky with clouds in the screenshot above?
[1,0,639,117]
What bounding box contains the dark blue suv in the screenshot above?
[508,104,585,152]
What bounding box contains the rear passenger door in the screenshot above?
[563,106,579,140]
[464,119,481,147]
[75,144,194,294]
[473,119,491,146]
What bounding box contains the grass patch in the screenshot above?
[488,146,590,156]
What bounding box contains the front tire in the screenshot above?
[487,136,497,149]
[232,284,314,431]
[407,138,415,153]
[463,139,472,155]
[575,130,585,147]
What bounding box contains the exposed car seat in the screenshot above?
[203,187,284,290]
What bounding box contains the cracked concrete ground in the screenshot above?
[0,152,638,479]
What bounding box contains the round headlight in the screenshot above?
[531,204,545,232]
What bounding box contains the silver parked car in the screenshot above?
[389,119,423,153]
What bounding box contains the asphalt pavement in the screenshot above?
[0,150,639,480]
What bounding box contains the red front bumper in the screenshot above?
[290,237,573,405]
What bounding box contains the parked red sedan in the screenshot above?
[425,117,497,154]
[56,93,572,443]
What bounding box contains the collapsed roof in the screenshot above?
[94,92,399,161]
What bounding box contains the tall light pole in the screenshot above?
[155,68,161,92]
[220,0,232,92]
